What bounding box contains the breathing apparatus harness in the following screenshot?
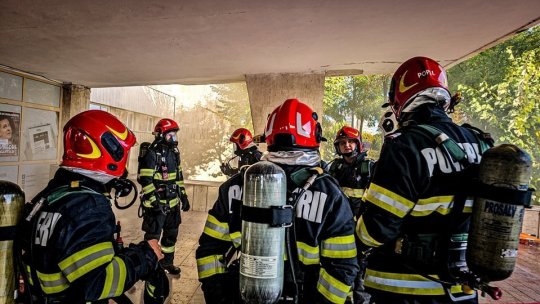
[224,166,325,304]
[137,140,182,218]
[394,123,504,300]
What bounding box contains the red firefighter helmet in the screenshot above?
[61,110,136,177]
[230,128,254,150]
[388,56,450,120]
[264,98,323,151]
[154,118,179,135]
[333,126,362,155]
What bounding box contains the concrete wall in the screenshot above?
[246,73,325,135]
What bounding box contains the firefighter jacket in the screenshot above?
[196,164,359,304]
[356,108,489,298]
[18,169,158,303]
[328,152,375,216]
[138,141,187,209]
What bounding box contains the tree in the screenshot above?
[322,75,389,160]
[456,48,540,202]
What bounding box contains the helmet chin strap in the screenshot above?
[342,150,358,158]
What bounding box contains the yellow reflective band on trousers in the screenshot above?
[296,241,320,265]
[176,180,185,188]
[321,235,357,258]
[197,255,226,279]
[230,231,242,248]
[203,214,231,241]
[364,183,414,218]
[99,257,127,299]
[139,169,154,177]
[364,269,464,295]
[58,242,115,282]
[161,245,175,254]
[142,183,156,195]
[36,270,69,294]
[317,268,351,303]
[341,187,364,198]
[356,216,383,247]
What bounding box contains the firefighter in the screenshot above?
[196,98,359,304]
[138,118,190,276]
[356,56,492,304]
[220,128,263,177]
[328,126,375,218]
[16,110,163,303]
[327,126,374,304]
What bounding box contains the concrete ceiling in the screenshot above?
[1,1,539,87]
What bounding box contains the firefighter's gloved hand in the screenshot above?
[181,194,190,212]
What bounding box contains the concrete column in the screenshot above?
[246,73,325,135]
[60,84,91,129]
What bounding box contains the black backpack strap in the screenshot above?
[461,123,494,153]
[407,124,471,168]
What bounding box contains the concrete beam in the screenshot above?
[246,73,325,136]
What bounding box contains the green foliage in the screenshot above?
[322,75,389,160]
[450,28,540,203]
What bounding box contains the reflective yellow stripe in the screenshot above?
[143,200,154,208]
[364,269,464,295]
[364,183,414,218]
[146,283,155,297]
[58,242,114,282]
[230,231,242,248]
[341,187,364,198]
[176,180,185,187]
[317,268,351,303]
[297,241,320,265]
[139,169,154,177]
[154,174,176,181]
[167,197,180,207]
[197,255,226,279]
[463,198,474,213]
[321,235,356,258]
[161,245,175,254]
[356,216,383,247]
[142,184,156,194]
[36,270,69,294]
[99,257,126,299]
[411,197,475,216]
[203,214,231,241]
[26,264,34,286]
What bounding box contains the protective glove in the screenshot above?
[180,193,190,212]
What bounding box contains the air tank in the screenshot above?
[467,144,532,281]
[240,161,287,304]
[0,181,25,304]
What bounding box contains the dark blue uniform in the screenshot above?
[18,169,158,303]
[196,164,359,304]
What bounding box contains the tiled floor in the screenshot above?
[115,207,540,304]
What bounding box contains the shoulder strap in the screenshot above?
[290,167,327,187]
[407,124,470,168]
[358,159,372,178]
[47,185,101,205]
[461,123,494,153]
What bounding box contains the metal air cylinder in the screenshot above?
[0,181,25,304]
[240,161,287,304]
[467,144,532,282]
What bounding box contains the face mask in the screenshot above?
[164,131,178,145]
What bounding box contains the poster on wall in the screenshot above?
[0,104,21,162]
[22,108,58,161]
